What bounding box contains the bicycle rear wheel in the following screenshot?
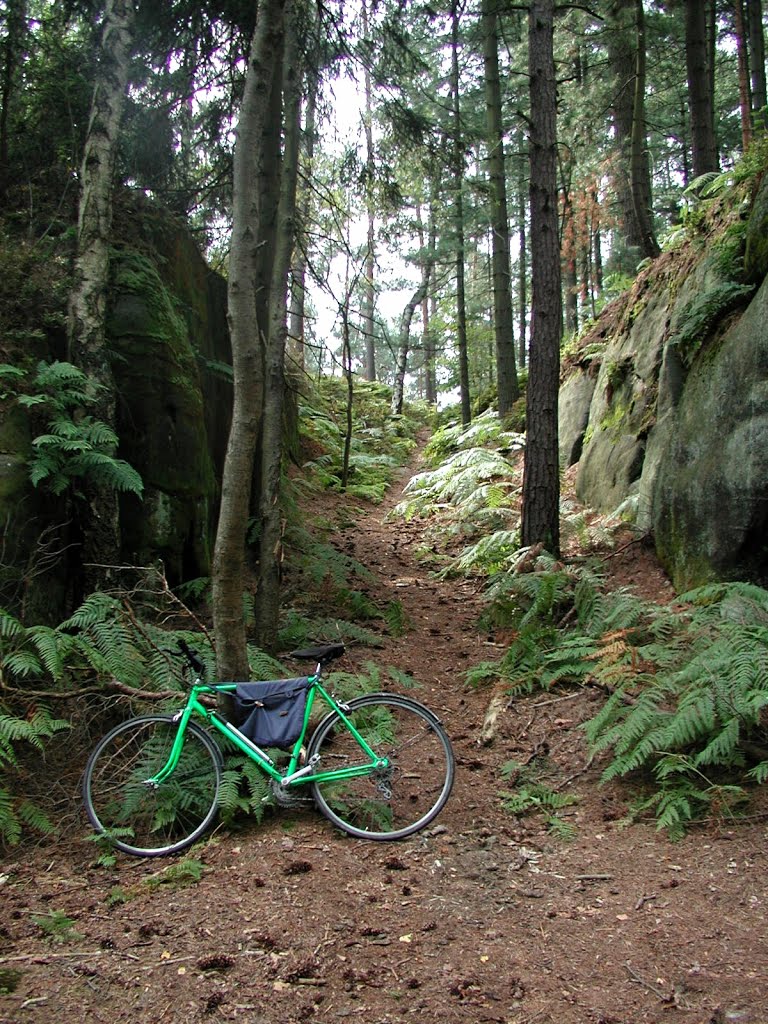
[83,715,222,857]
[306,693,454,840]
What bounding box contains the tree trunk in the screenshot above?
[562,192,578,335]
[629,0,660,258]
[0,0,26,200]
[450,0,471,426]
[421,196,438,406]
[733,0,754,150]
[392,260,432,416]
[212,0,286,681]
[288,27,319,374]
[517,160,527,369]
[747,0,767,122]
[685,0,719,176]
[482,0,518,417]
[591,185,603,310]
[522,0,561,556]
[66,0,135,593]
[254,0,303,651]
[607,0,659,260]
[361,0,377,383]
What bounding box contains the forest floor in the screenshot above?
[1,444,768,1024]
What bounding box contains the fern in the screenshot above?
[443,530,520,577]
[276,610,382,651]
[423,409,524,466]
[5,360,143,498]
[671,282,755,367]
[0,707,69,846]
[582,584,768,834]
[468,560,768,838]
[218,754,271,825]
[500,759,578,838]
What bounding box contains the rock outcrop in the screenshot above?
[560,173,768,591]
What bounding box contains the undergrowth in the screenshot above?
[475,564,768,838]
[299,377,427,502]
[390,411,525,568]
[0,571,285,848]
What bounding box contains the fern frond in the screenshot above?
[0,610,24,639]
[27,626,67,681]
[0,787,22,845]
[1,650,43,678]
[694,717,742,767]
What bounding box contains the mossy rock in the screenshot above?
[652,274,768,589]
[107,234,229,581]
[745,172,768,283]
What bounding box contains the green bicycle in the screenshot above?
[82,642,455,857]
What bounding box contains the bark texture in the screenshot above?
[450,0,471,426]
[255,0,303,650]
[212,0,286,680]
[66,0,135,590]
[361,0,377,383]
[483,0,518,416]
[607,0,659,259]
[685,0,719,176]
[522,0,561,556]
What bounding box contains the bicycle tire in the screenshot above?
[82,715,223,857]
[306,693,455,840]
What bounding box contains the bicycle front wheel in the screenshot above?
[307,693,455,840]
[83,715,222,857]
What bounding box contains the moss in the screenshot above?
[670,282,755,368]
[599,400,631,438]
[106,241,222,581]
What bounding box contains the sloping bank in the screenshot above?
[559,162,768,591]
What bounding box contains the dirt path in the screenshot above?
[1,455,767,1024]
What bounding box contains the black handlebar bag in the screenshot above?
[233,677,312,749]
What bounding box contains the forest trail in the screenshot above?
[1,448,767,1024]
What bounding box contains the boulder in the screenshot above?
[745,171,768,283]
[652,274,768,589]
[558,367,596,467]
[107,209,231,582]
[562,190,768,591]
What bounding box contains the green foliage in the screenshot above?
[443,530,520,577]
[276,609,383,652]
[282,523,388,642]
[144,857,205,889]
[219,753,271,825]
[626,756,748,841]
[0,580,289,846]
[423,409,524,468]
[0,968,22,995]
[32,909,84,944]
[0,360,143,498]
[671,282,756,367]
[500,760,578,839]
[390,413,524,573]
[472,560,768,836]
[383,600,410,638]
[584,588,768,804]
[0,703,69,846]
[299,377,425,502]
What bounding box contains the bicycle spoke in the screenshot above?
[307,695,454,840]
[83,716,222,857]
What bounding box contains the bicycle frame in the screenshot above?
[148,672,390,791]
